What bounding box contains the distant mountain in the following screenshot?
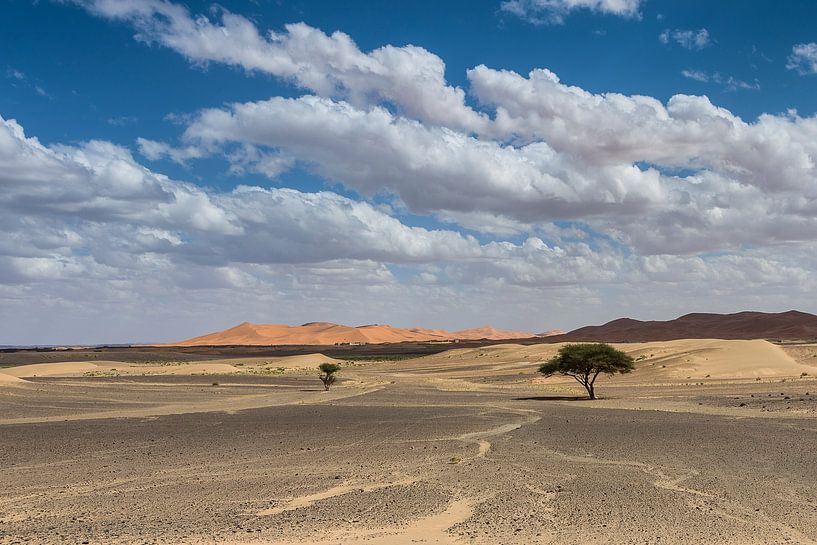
[170,322,536,346]
[558,311,817,342]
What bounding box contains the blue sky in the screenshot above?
[5,0,817,147]
[2,0,817,344]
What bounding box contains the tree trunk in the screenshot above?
[580,379,595,399]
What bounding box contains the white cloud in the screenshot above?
[107,116,138,126]
[168,65,817,257]
[712,73,760,92]
[1,115,490,268]
[0,118,237,235]
[659,28,710,50]
[787,42,817,75]
[224,145,294,180]
[6,3,817,342]
[69,0,487,133]
[183,95,666,224]
[6,68,26,80]
[467,65,808,194]
[136,137,206,165]
[500,0,644,24]
[681,69,759,91]
[58,5,817,258]
[681,69,708,82]
[8,110,816,343]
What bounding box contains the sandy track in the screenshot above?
[0,378,383,425]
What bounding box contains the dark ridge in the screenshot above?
[545,310,817,342]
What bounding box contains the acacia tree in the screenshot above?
[318,363,341,391]
[538,343,634,400]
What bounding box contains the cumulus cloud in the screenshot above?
[3,113,646,293]
[659,28,710,50]
[468,66,808,191]
[183,95,666,223]
[6,2,817,342]
[787,42,817,75]
[8,110,814,343]
[67,0,487,133]
[1,115,490,268]
[500,0,644,24]
[223,145,294,180]
[169,63,817,256]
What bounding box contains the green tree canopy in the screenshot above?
[538,343,634,399]
[318,363,341,391]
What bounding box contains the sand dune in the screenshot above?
[409,339,817,381]
[619,339,817,380]
[171,321,535,346]
[1,361,99,378]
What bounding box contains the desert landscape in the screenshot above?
[5,2,817,543]
[4,312,817,544]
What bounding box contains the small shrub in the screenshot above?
[319,363,341,391]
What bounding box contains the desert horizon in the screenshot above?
[5,0,817,543]
[143,309,817,346]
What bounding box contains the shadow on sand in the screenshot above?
[513,395,593,402]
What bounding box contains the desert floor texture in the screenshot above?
[3,339,817,544]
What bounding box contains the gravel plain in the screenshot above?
[2,352,817,544]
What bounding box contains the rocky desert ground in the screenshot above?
[3,339,817,544]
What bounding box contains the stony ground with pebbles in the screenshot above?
[3,363,817,544]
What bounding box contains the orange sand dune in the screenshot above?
[171,322,537,346]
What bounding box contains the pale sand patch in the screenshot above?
[0,371,26,385]
[256,477,417,516]
[1,360,240,378]
[613,339,817,380]
[0,383,384,425]
[198,354,343,369]
[1,361,99,378]
[117,362,241,375]
[411,339,817,382]
[0,353,344,380]
[247,497,475,545]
